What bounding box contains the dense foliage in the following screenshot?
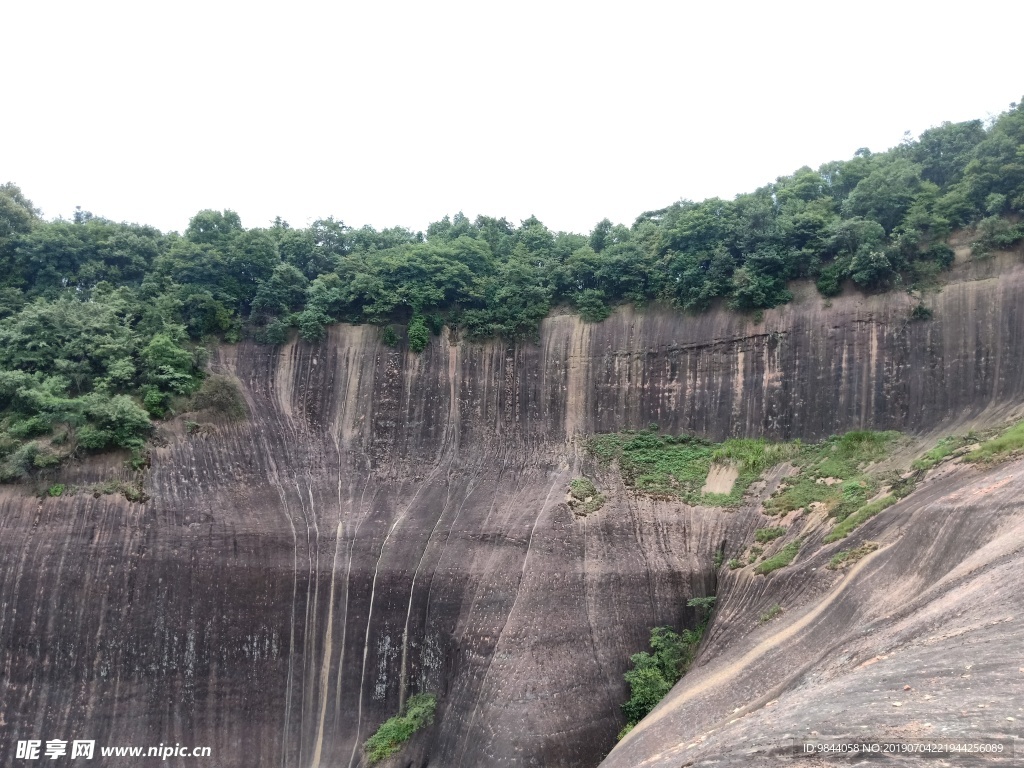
[363,693,436,763]
[620,596,714,739]
[1,101,1023,480]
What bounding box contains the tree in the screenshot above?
[141,333,197,394]
[0,183,38,242]
[912,120,986,188]
[842,158,925,234]
[252,263,308,316]
[185,209,243,245]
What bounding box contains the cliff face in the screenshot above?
[1,255,1023,767]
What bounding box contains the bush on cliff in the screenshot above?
[620,595,715,739]
[364,693,436,763]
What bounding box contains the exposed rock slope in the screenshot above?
[1,255,1023,767]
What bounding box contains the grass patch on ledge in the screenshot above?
[754,540,801,575]
[965,420,1024,464]
[912,434,976,471]
[765,431,901,519]
[754,526,787,543]
[823,494,898,542]
[586,428,909,548]
[587,430,799,507]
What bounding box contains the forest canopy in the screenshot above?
[2,100,1024,481]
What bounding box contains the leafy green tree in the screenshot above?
[849,248,897,290]
[82,394,152,449]
[185,209,243,245]
[297,309,330,341]
[842,158,925,233]
[0,183,38,242]
[573,289,612,322]
[141,333,197,394]
[621,626,693,726]
[729,262,791,311]
[911,119,987,188]
[0,296,136,389]
[461,253,552,338]
[227,229,279,306]
[252,263,308,316]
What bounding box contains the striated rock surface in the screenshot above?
[601,459,1024,767]
[1,254,1024,767]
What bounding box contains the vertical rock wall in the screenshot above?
[1,256,1023,767]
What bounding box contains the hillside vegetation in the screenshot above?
[1,101,1023,481]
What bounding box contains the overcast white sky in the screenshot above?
[3,0,1021,236]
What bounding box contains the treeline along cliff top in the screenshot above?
[1,100,1023,481]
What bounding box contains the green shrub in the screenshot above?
[381,326,398,347]
[425,314,444,335]
[824,495,897,542]
[686,595,716,618]
[189,375,247,420]
[47,483,65,497]
[408,314,430,353]
[0,432,18,460]
[621,627,696,729]
[754,526,786,543]
[76,425,114,451]
[619,594,714,736]
[84,394,152,449]
[568,477,605,515]
[142,386,167,418]
[570,477,598,500]
[1,443,57,480]
[574,289,612,322]
[7,415,52,439]
[264,317,290,345]
[728,558,743,570]
[31,446,62,468]
[364,693,436,763]
[816,262,846,297]
[297,309,329,341]
[909,303,933,321]
[754,540,801,575]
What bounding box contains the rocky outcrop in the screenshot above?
[601,459,1024,767]
[1,253,1023,767]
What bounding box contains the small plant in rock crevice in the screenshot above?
[568,477,605,516]
[759,604,782,623]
